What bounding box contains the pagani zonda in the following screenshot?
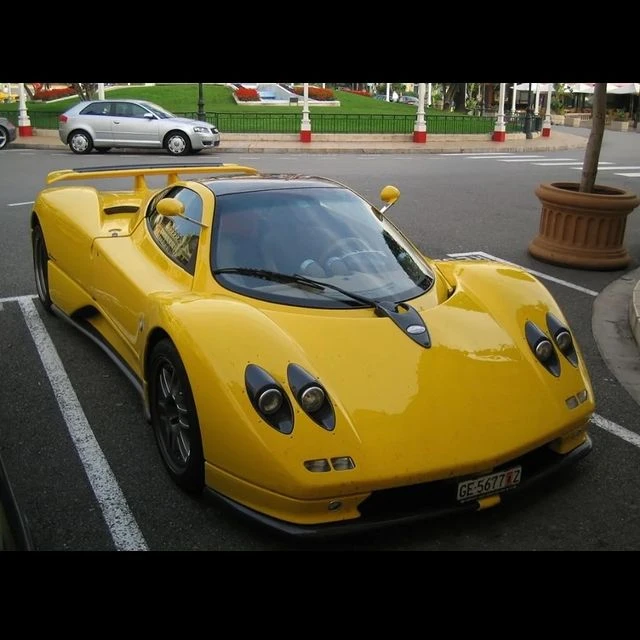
[30,163,594,537]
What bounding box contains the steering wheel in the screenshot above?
[319,236,374,266]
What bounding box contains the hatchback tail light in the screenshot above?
[58,115,68,123]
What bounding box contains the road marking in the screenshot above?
[17,296,148,551]
[498,157,599,163]
[476,155,544,161]
[446,251,599,296]
[439,152,516,156]
[0,294,36,303]
[591,414,640,448]
[571,166,640,171]
[616,172,640,177]
[7,201,35,207]
[531,162,584,166]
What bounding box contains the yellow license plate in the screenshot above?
[457,466,522,502]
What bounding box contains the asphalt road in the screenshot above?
[2,133,640,550]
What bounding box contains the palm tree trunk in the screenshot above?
[579,82,607,193]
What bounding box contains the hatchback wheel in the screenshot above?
[0,125,9,150]
[165,131,191,156]
[68,130,94,154]
[32,224,53,313]
[149,339,204,492]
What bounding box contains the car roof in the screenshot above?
[201,174,344,197]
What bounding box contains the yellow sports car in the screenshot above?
[30,163,595,537]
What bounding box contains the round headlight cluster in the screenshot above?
[257,388,283,415]
[300,386,325,413]
[555,329,573,353]
[535,338,554,362]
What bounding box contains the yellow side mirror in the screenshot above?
[380,185,400,211]
[156,197,185,217]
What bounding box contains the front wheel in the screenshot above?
[165,131,191,156]
[0,125,10,150]
[148,339,204,493]
[32,224,53,313]
[68,130,94,154]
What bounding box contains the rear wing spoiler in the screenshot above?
[46,163,260,192]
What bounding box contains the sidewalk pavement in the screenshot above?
[10,127,640,406]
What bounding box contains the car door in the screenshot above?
[89,186,203,375]
[78,101,114,144]
[110,101,160,147]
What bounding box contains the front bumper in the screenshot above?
[191,132,221,150]
[205,434,593,539]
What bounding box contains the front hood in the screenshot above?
[255,263,593,480]
[173,262,594,496]
[169,118,215,129]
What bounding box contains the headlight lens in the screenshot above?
[535,338,554,362]
[257,388,283,415]
[555,329,573,353]
[193,126,209,133]
[300,386,325,413]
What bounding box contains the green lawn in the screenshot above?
[0,83,457,116]
[0,84,509,135]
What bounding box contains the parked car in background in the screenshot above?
[58,99,221,156]
[398,95,419,106]
[0,116,17,150]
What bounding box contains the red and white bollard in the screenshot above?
[542,85,553,137]
[492,83,507,142]
[413,83,427,143]
[300,82,311,142]
[18,83,33,137]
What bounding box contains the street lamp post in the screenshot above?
[198,83,206,122]
[524,82,533,139]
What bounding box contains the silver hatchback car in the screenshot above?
[58,99,221,156]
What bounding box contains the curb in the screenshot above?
[631,278,640,350]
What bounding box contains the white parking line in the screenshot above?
[531,162,584,166]
[7,201,35,207]
[438,153,516,157]
[17,296,148,551]
[572,166,640,171]
[478,155,544,161]
[446,251,599,296]
[616,173,640,177]
[591,414,640,447]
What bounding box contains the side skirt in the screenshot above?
[51,304,151,422]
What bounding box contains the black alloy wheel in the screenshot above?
[32,224,53,313]
[148,339,204,492]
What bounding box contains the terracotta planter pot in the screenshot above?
[529,182,640,270]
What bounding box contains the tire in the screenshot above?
[0,126,9,150]
[68,130,94,154]
[148,339,204,493]
[95,147,111,154]
[32,224,53,313]
[164,131,191,156]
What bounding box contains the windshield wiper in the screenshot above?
[213,267,431,348]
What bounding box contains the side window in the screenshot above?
[147,187,203,275]
[80,102,111,116]
[113,102,149,119]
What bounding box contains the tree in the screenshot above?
[579,82,606,193]
[69,83,99,101]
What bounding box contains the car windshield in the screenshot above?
[210,186,434,309]
[142,101,176,119]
